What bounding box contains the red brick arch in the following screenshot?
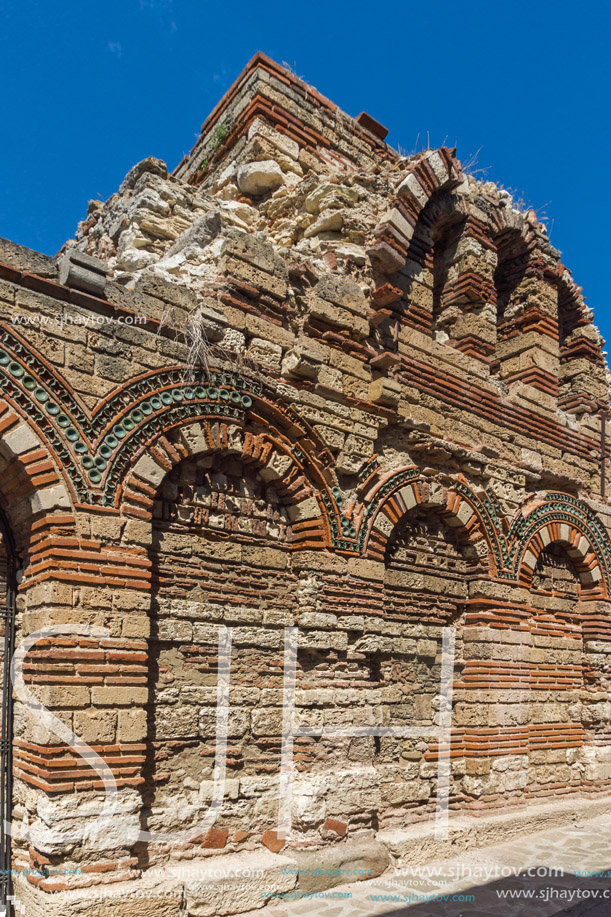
[490,204,539,249]
[518,521,605,595]
[0,399,75,564]
[395,148,464,236]
[120,418,330,550]
[372,148,464,270]
[361,474,490,565]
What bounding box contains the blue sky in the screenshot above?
[1,0,609,343]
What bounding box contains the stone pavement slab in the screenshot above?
[253,812,611,916]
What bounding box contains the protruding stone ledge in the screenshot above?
[58,248,108,296]
[291,838,389,894]
[369,376,401,407]
[377,792,611,868]
[282,340,326,380]
[14,850,299,917]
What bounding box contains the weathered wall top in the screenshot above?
[0,53,609,554]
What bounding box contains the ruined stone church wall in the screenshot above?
[1,51,611,916]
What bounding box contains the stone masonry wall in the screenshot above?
[1,52,611,916]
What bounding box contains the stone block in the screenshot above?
[118,708,148,742]
[252,707,283,736]
[73,708,117,744]
[0,421,40,457]
[309,295,369,338]
[397,172,429,207]
[132,453,166,486]
[91,687,148,707]
[237,160,285,196]
[221,228,288,278]
[314,273,368,318]
[286,495,320,522]
[184,851,298,916]
[36,686,91,709]
[247,336,283,369]
[156,703,199,739]
[367,240,406,274]
[241,544,289,569]
[59,248,108,296]
[298,630,348,650]
[298,612,337,628]
[158,619,193,642]
[370,376,402,407]
[291,839,389,894]
[199,706,250,738]
[282,340,326,380]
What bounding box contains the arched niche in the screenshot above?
[383,502,471,622]
[557,275,608,415]
[492,225,559,402]
[402,190,469,339]
[0,411,75,895]
[518,520,606,596]
[493,227,531,334]
[408,189,500,365]
[431,214,468,338]
[142,444,301,845]
[524,541,585,803]
[371,501,476,829]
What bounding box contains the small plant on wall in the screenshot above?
[198,122,230,176]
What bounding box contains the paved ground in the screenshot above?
[254,813,611,916]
